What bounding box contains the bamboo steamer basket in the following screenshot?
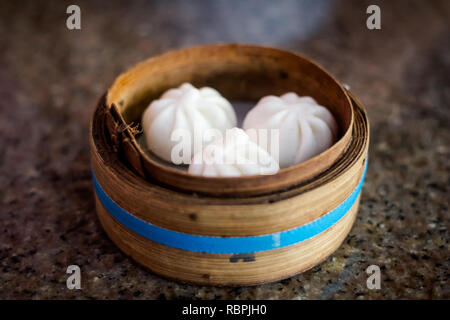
[90,44,370,286]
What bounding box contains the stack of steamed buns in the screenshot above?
[142,83,337,177]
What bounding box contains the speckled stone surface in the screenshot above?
[0,0,448,299]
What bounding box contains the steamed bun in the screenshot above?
[142,83,237,164]
[243,93,338,168]
[188,128,279,177]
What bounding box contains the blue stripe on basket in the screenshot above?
[92,160,367,254]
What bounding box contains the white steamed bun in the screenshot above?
[243,92,338,168]
[188,128,279,177]
[142,83,237,164]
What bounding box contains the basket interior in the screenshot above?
[102,44,354,196]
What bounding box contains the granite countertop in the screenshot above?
[0,0,448,299]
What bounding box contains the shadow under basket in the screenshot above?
[90,44,370,286]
